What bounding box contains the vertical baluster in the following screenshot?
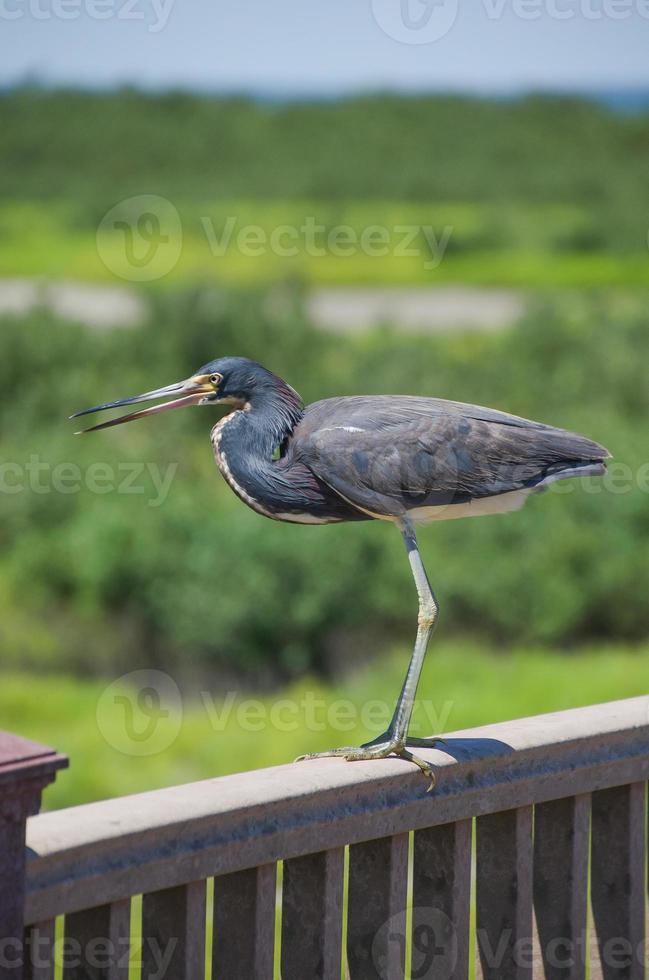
[24,920,56,980]
[347,833,409,980]
[141,881,206,980]
[63,901,130,980]
[590,783,646,980]
[212,863,276,980]
[533,795,590,980]
[281,848,344,980]
[412,819,472,980]
[476,806,533,980]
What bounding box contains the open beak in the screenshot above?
[70,377,214,433]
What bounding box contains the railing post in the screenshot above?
[0,732,67,980]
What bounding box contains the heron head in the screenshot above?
[70,356,286,433]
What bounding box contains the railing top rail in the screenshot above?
[25,696,649,923]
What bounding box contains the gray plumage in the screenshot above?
[287,395,608,521]
[72,357,611,785]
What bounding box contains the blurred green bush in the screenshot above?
[2,91,648,287]
[1,286,647,679]
[2,90,648,227]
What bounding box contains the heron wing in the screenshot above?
[293,396,608,518]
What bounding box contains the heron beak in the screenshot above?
[70,377,215,434]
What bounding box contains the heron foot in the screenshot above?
[295,738,437,791]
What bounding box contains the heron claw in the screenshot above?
[399,747,436,790]
[295,739,437,790]
[294,748,358,762]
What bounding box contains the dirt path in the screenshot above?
[307,286,526,333]
[0,279,526,333]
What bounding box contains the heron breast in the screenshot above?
[209,414,336,524]
[210,415,272,517]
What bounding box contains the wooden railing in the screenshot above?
[3,696,649,979]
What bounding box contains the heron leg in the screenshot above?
[382,516,440,744]
[295,518,440,789]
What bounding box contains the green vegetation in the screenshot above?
[3,89,648,209]
[2,287,648,684]
[1,198,648,287]
[1,90,648,286]
[4,641,648,811]
[2,89,647,811]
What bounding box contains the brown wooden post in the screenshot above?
[590,783,646,980]
[0,732,67,980]
[213,864,277,980]
[282,848,344,980]
[476,806,534,980]
[413,819,472,980]
[347,833,409,980]
[534,795,590,980]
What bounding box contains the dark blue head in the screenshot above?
[194,357,301,408]
[71,356,303,433]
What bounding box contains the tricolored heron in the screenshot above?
[72,356,609,787]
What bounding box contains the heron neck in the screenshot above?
[221,384,304,461]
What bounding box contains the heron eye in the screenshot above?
[209,374,222,386]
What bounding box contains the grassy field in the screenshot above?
[7,640,648,812]
[2,199,648,288]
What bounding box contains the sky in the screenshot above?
[2,0,649,95]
